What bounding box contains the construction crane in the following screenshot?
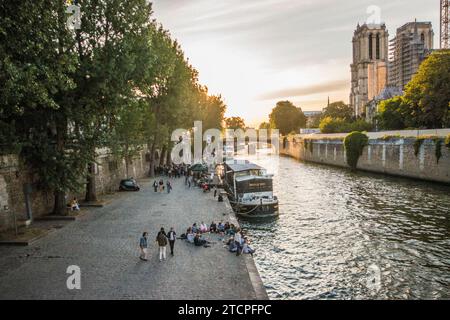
[441,0,449,49]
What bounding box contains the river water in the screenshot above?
[238,154,450,300]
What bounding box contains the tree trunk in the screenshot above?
[53,190,67,216]
[53,115,67,215]
[148,105,160,178]
[85,161,97,202]
[148,138,157,178]
[125,156,130,178]
[159,145,167,166]
[166,137,172,166]
[125,143,130,178]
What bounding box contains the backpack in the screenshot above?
[157,233,167,246]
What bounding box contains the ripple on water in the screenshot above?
[240,155,450,300]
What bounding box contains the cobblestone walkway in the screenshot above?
[0,178,257,300]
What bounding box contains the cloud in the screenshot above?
[152,0,440,122]
[258,80,349,101]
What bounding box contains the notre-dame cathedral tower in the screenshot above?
[349,23,389,118]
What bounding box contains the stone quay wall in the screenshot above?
[280,135,450,184]
[0,149,151,232]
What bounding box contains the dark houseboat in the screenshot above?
[221,160,279,218]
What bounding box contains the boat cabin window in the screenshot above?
[235,169,263,177]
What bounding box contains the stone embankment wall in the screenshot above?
[280,135,450,184]
[0,149,151,231]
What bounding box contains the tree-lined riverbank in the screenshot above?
[0,178,264,299]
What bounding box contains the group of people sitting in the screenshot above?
[181,221,255,255]
[182,222,212,247]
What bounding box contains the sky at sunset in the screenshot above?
[152,0,440,126]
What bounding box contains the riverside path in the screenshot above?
[0,178,259,300]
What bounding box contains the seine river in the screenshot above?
[239,154,450,300]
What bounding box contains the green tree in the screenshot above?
[109,100,146,177]
[322,101,354,121]
[0,1,82,214]
[319,116,373,133]
[136,25,178,177]
[225,117,246,130]
[307,114,322,128]
[269,101,306,135]
[404,50,450,128]
[349,119,373,132]
[199,88,227,132]
[319,117,349,133]
[71,0,154,202]
[0,0,226,214]
[344,132,369,170]
[376,97,411,130]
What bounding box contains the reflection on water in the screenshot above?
[239,154,450,300]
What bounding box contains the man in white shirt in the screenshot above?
[234,229,243,256]
[167,227,177,256]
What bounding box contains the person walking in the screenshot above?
[167,227,177,256]
[166,181,172,194]
[156,227,168,261]
[153,181,158,193]
[139,232,149,261]
[159,179,164,193]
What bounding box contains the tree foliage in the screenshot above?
[343,132,369,170]
[269,101,306,135]
[225,117,246,130]
[259,122,271,130]
[403,50,450,129]
[376,50,450,130]
[322,101,354,121]
[0,1,227,214]
[376,97,411,130]
[319,117,372,134]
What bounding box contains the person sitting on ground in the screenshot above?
[228,238,237,252]
[200,222,208,233]
[226,223,236,236]
[192,223,198,234]
[234,229,243,256]
[209,221,217,233]
[70,197,80,211]
[242,238,255,256]
[217,221,225,234]
[224,222,230,233]
[187,229,195,243]
[194,233,209,247]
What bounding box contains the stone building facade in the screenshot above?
[388,21,434,89]
[350,23,389,118]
